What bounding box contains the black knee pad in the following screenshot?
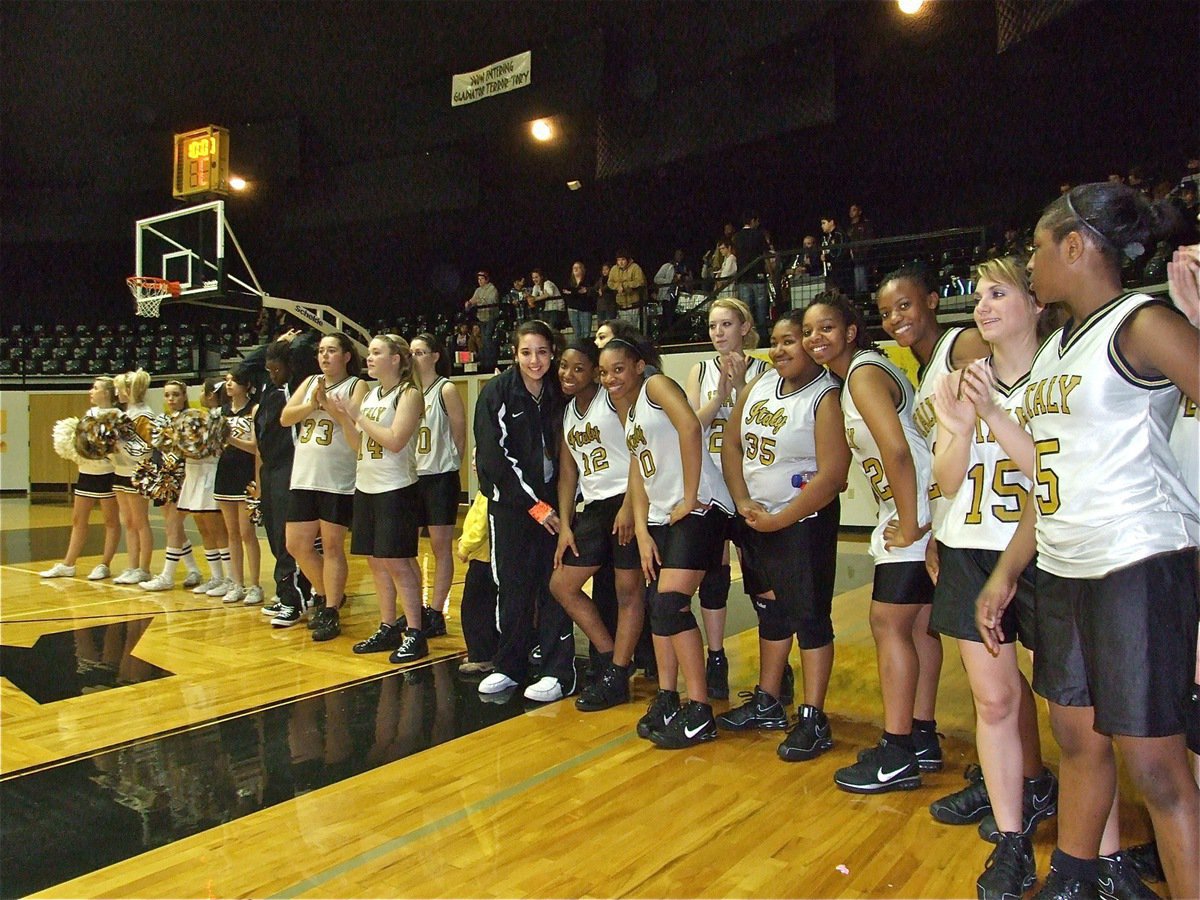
[650,590,698,637]
[795,614,834,650]
[698,564,731,611]
[752,595,794,642]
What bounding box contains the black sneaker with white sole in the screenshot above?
[980,767,1058,842]
[1097,851,1157,900]
[912,723,944,771]
[311,606,340,642]
[636,689,680,739]
[421,605,447,638]
[649,700,718,749]
[777,704,833,761]
[353,622,403,654]
[976,832,1036,900]
[715,686,788,731]
[575,663,630,712]
[1034,866,1100,900]
[388,629,428,663]
[261,601,284,617]
[834,737,921,794]
[270,605,302,628]
[930,764,991,825]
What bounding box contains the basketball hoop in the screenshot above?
[126,276,181,317]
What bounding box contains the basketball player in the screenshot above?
[110,369,155,585]
[719,311,849,763]
[684,298,768,700]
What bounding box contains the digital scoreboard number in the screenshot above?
[173,126,230,199]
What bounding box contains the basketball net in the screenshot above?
[126,276,181,317]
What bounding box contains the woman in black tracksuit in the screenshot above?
[474,320,577,702]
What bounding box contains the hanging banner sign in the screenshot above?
[451,51,532,107]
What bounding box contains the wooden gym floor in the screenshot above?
[0,495,1160,899]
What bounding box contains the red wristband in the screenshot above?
[529,501,554,524]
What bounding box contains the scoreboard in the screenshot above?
[173,126,230,199]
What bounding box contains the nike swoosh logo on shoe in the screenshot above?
[876,765,911,782]
[1096,877,1115,897]
[1032,791,1052,807]
[661,712,677,726]
[684,722,709,739]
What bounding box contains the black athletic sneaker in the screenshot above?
[1097,851,1157,900]
[311,606,340,642]
[270,604,302,628]
[575,664,630,712]
[1033,866,1100,900]
[648,700,718,749]
[528,643,543,666]
[352,622,403,654]
[930,764,992,825]
[980,767,1058,842]
[636,689,681,739]
[912,723,944,771]
[421,605,447,638]
[715,686,788,731]
[388,629,428,663]
[977,832,1036,900]
[779,665,795,706]
[777,704,833,761]
[705,650,729,700]
[306,594,327,630]
[834,737,921,794]
[261,600,283,617]
[1122,842,1164,884]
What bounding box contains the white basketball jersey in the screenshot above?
[842,350,933,564]
[355,384,418,494]
[627,375,734,526]
[564,388,629,504]
[936,361,1034,552]
[290,375,361,495]
[415,377,461,476]
[1026,293,1198,578]
[1169,395,1198,502]
[740,369,840,516]
[699,354,770,469]
[912,327,965,532]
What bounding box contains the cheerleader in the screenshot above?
[280,333,368,638]
[327,335,427,663]
[719,310,850,762]
[138,379,204,590]
[410,333,466,634]
[978,184,1197,900]
[110,369,155,585]
[550,340,644,711]
[474,320,575,702]
[213,366,262,605]
[179,377,232,597]
[801,296,942,792]
[602,335,734,748]
[684,297,769,700]
[40,376,121,580]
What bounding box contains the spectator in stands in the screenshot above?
[565,261,596,338]
[1058,181,1074,195]
[1107,172,1125,184]
[847,203,876,296]
[706,223,737,281]
[819,214,849,294]
[530,268,563,329]
[1127,165,1151,197]
[608,250,647,330]
[468,323,484,359]
[464,270,500,368]
[733,210,770,338]
[790,235,822,277]
[505,275,531,322]
[653,249,691,330]
[595,263,617,323]
[715,240,737,299]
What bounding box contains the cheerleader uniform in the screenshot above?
[177,455,219,513]
[110,402,154,493]
[912,326,966,531]
[414,376,462,527]
[349,383,420,559]
[287,374,361,527]
[214,400,256,502]
[74,407,117,499]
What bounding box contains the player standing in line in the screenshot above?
[40,376,121,581]
[138,379,204,591]
[327,335,428,663]
[801,296,942,792]
[181,377,233,597]
[922,258,1059,899]
[410,333,466,636]
[684,298,769,701]
[213,367,262,605]
[603,335,734,748]
[110,369,155,585]
[977,183,1197,900]
[719,310,850,762]
[551,340,644,712]
[280,333,368,641]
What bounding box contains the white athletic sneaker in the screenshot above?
[40,563,76,578]
[112,568,139,584]
[182,570,203,589]
[139,573,174,592]
[86,564,111,581]
[242,585,264,606]
[221,583,246,604]
[523,675,564,703]
[478,672,519,694]
[206,577,234,597]
[192,576,224,595]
